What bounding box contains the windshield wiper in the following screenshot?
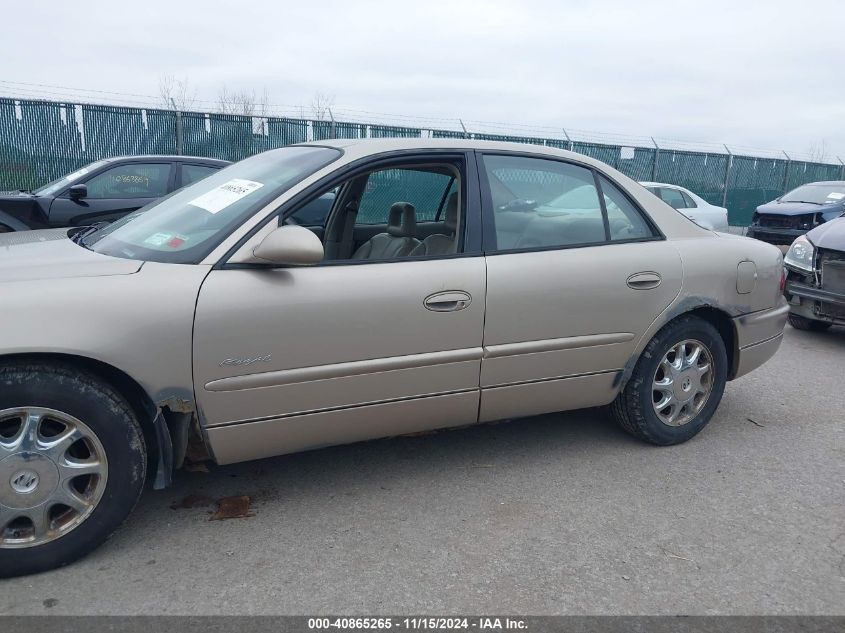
[783,200,821,205]
[71,222,109,246]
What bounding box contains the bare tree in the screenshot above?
[806,140,830,164]
[216,86,270,118]
[310,91,335,121]
[158,74,196,111]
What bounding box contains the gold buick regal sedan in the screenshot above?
[0,139,787,576]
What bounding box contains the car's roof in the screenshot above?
[639,181,683,189]
[103,155,231,165]
[795,180,845,186]
[296,137,613,170]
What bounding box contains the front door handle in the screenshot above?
[627,271,662,290]
[424,291,472,312]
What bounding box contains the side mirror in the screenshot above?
[252,225,324,266]
[68,184,88,200]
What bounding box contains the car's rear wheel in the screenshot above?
[611,315,727,445]
[787,313,832,332]
[0,362,146,577]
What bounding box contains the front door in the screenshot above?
[477,152,683,421]
[195,153,486,464]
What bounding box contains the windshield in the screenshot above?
[34,160,111,196]
[780,183,845,205]
[85,146,341,264]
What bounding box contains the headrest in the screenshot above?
[444,192,459,233]
[387,202,417,237]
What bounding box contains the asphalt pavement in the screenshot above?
[2,325,843,615]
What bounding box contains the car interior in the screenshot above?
[284,163,463,261]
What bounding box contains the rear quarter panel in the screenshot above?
[624,233,783,377]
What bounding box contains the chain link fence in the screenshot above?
[1,97,843,226]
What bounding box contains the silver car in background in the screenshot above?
[641,181,730,231]
[0,139,787,577]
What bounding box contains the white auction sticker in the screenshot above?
[189,178,264,214]
[826,192,844,200]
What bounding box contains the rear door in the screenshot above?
[49,161,174,227]
[477,152,682,421]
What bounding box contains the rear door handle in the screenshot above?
[627,271,662,290]
[424,291,472,312]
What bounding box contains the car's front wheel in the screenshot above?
[611,315,728,445]
[787,313,833,332]
[0,362,146,577]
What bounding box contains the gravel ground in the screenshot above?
[2,325,843,615]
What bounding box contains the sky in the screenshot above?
[1,0,843,161]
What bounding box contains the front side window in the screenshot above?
[483,154,606,250]
[280,161,463,262]
[83,163,171,199]
[85,146,341,264]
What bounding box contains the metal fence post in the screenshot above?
[721,144,732,209]
[562,128,573,151]
[458,119,468,139]
[651,137,660,181]
[781,150,791,193]
[328,108,336,138]
[171,98,183,155]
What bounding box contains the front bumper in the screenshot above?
[746,226,806,246]
[731,297,789,379]
[785,279,845,324]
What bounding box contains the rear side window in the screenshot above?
[680,190,696,208]
[600,175,656,240]
[181,164,218,187]
[482,154,606,250]
[659,187,688,210]
[357,168,453,224]
[83,163,171,199]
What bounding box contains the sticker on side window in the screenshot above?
[189,178,264,214]
[826,192,844,200]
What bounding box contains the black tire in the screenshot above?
[611,315,728,446]
[0,362,146,578]
[788,313,832,331]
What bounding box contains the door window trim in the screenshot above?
[217,149,484,270]
[476,150,664,255]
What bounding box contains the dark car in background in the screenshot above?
[747,180,845,247]
[0,155,230,232]
[783,215,845,330]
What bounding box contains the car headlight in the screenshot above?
[784,235,815,272]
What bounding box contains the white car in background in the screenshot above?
[640,182,729,232]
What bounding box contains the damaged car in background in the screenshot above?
[783,214,845,330]
[0,138,787,577]
[747,180,845,247]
